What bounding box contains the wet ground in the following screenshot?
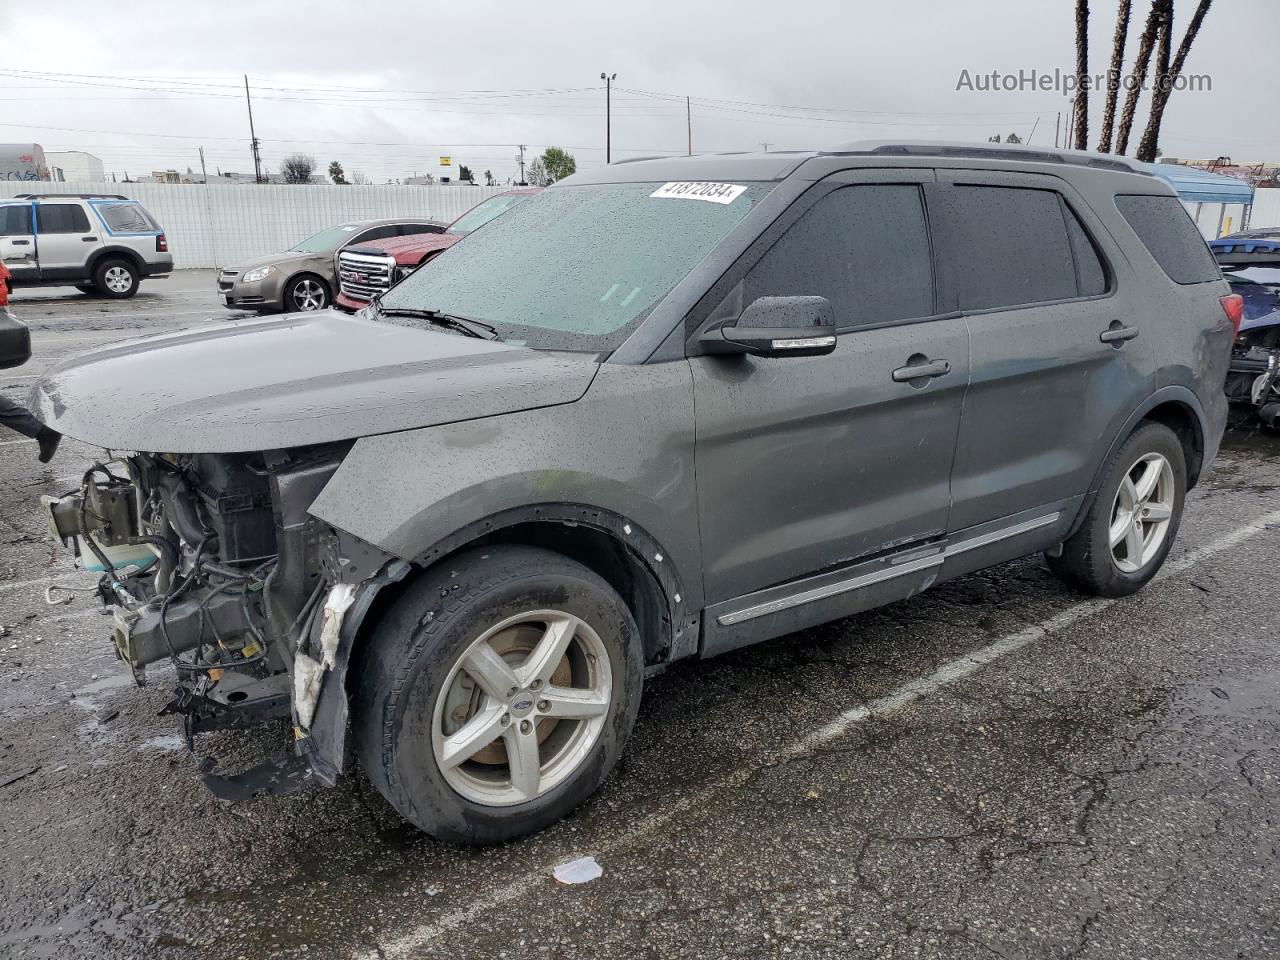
[1,275,1279,959]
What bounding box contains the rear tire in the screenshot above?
[93,258,139,299]
[353,546,643,845]
[1046,421,1186,597]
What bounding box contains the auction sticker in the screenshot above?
[650,181,747,204]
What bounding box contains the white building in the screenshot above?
[47,151,105,182]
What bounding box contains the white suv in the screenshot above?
[0,193,173,298]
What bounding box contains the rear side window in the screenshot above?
[0,204,32,236]
[94,202,158,234]
[937,185,1078,310]
[36,203,90,234]
[1115,194,1220,284]
[717,184,935,330]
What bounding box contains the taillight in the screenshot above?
[1220,294,1244,336]
[156,234,168,253]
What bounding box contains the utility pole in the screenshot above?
[686,95,692,156]
[515,144,527,185]
[1055,111,1062,148]
[761,142,771,152]
[244,74,263,184]
[600,72,617,163]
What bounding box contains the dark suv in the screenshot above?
[27,142,1236,845]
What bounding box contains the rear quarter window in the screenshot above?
[1115,194,1220,284]
[94,202,159,234]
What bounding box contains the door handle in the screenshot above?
[892,359,951,383]
[81,236,98,242]
[1099,325,1140,345]
[11,240,30,246]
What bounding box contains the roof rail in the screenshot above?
[828,143,1146,175]
[11,193,130,200]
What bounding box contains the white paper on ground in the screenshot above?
[552,856,603,884]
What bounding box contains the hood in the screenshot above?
[350,232,460,265]
[223,250,324,274]
[29,311,599,454]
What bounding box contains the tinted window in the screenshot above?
[94,202,158,233]
[400,223,444,235]
[354,225,400,244]
[1115,194,1220,284]
[715,185,935,330]
[0,204,32,236]
[939,185,1077,310]
[36,203,90,234]
[1063,203,1107,296]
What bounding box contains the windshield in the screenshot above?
[378,180,771,351]
[445,194,530,236]
[291,224,361,253]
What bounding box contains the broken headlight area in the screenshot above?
[41,444,398,797]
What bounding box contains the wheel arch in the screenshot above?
[283,270,332,304]
[87,245,145,279]
[1068,386,1208,539]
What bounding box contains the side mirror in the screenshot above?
[699,296,836,358]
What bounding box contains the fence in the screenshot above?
[1248,188,1280,233]
[0,181,508,269]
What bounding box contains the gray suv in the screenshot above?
[27,143,1235,845]
[0,193,172,298]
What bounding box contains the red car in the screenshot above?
[334,188,540,311]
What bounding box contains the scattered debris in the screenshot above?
[553,856,603,885]
[0,765,39,788]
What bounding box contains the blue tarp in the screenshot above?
[1145,163,1255,205]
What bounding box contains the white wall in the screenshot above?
[0,181,507,269]
[46,152,104,183]
[1247,188,1280,231]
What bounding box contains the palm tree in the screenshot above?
[1115,0,1167,155]
[1135,0,1213,162]
[1096,0,1132,152]
[1073,0,1090,149]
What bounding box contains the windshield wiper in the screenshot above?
[374,305,499,340]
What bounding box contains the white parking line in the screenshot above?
[362,507,1280,960]
[0,438,36,447]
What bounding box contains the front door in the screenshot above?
[33,203,99,282]
[0,203,37,283]
[689,171,970,605]
[930,170,1152,532]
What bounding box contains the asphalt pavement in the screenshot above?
[1,274,1278,959]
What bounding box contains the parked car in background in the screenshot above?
[30,144,1234,845]
[0,193,172,298]
[217,218,447,313]
[334,189,539,310]
[1212,235,1280,426]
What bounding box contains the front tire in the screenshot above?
[284,274,329,312]
[93,258,139,299]
[1046,421,1186,597]
[353,546,643,845]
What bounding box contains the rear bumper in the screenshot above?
[143,254,174,278]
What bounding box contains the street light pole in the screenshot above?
[600,72,617,163]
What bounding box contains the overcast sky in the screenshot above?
[3,0,1273,183]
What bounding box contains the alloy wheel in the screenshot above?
[1109,452,1175,573]
[432,610,613,807]
[292,278,326,310]
[103,266,132,293]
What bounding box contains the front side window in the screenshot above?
[0,204,32,237]
[354,225,400,244]
[36,203,90,234]
[1116,194,1220,284]
[378,181,772,352]
[711,184,935,330]
[937,185,1079,310]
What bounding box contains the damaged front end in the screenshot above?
[44,445,406,799]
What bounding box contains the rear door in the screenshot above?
[932,170,1150,531]
[690,169,970,604]
[0,202,37,283]
[33,202,98,280]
